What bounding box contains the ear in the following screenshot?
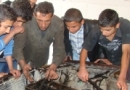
[116,22,120,28]
[81,19,84,25]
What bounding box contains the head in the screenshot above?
[3,0,12,6]
[34,1,54,31]
[64,8,84,34]
[11,0,32,26]
[0,4,17,35]
[98,9,120,37]
[29,0,37,8]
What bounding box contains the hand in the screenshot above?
[11,26,24,34]
[117,77,128,90]
[45,69,58,81]
[77,68,89,82]
[94,59,113,65]
[9,68,21,78]
[23,64,33,82]
[0,72,8,78]
[63,56,72,62]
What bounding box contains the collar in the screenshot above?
[99,28,122,40]
[69,25,84,35]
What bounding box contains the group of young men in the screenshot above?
[0,0,130,90]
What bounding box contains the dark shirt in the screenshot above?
[83,18,130,65]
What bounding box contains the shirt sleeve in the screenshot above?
[13,27,26,61]
[120,18,130,44]
[3,39,14,56]
[82,25,101,51]
[0,38,6,51]
[52,20,66,66]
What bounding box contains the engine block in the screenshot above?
[26,61,119,90]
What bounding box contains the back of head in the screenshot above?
[34,1,54,15]
[3,0,12,6]
[64,8,83,22]
[98,9,119,27]
[11,0,32,21]
[0,4,17,22]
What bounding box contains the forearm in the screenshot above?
[53,46,66,66]
[79,48,88,70]
[120,55,129,79]
[3,31,16,45]
[18,59,27,69]
[119,44,130,79]
[5,56,14,71]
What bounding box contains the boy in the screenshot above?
[64,8,99,62]
[0,4,23,78]
[78,9,130,90]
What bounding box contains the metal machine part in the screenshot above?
[0,61,120,90]
[26,61,119,90]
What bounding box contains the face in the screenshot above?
[29,0,37,8]
[13,17,26,27]
[34,12,52,31]
[65,20,84,34]
[0,20,14,35]
[99,23,120,38]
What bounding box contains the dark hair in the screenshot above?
[64,8,83,22]
[0,4,17,22]
[3,0,12,6]
[98,9,119,27]
[11,0,32,21]
[34,1,54,15]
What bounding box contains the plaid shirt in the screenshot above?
[69,25,84,54]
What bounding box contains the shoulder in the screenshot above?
[51,15,63,27]
[83,19,98,31]
[119,18,130,29]
[84,19,98,25]
[50,15,64,32]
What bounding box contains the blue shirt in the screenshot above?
[0,35,13,57]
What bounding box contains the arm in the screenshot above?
[5,56,21,78]
[52,21,66,67]
[13,29,33,82]
[64,26,71,56]
[3,39,20,78]
[45,19,66,80]
[77,48,89,81]
[78,25,100,81]
[117,44,130,90]
[3,26,24,45]
[13,29,26,67]
[64,26,72,61]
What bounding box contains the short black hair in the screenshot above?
[0,4,17,22]
[3,0,12,6]
[64,8,83,22]
[98,9,119,27]
[11,0,32,21]
[34,1,54,15]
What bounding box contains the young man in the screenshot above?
[78,9,130,90]
[13,1,65,82]
[0,4,23,78]
[64,8,99,62]
[12,0,32,27]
